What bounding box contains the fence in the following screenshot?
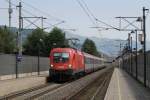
[0,54,49,80]
[121,51,150,87]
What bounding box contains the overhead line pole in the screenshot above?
[1,0,13,28]
[8,0,12,28]
[15,1,22,78]
[130,36,133,75]
[116,7,148,87]
[135,30,138,80]
[22,16,47,76]
[38,16,47,76]
[18,1,22,57]
[143,7,149,87]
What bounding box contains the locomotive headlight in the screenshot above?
[50,64,53,67]
[68,64,72,69]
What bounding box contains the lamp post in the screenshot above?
[37,39,43,76]
[130,36,133,75]
[128,33,131,73]
[143,7,149,87]
[131,30,138,79]
[128,33,133,75]
[115,40,128,69]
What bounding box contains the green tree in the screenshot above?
[82,38,99,56]
[0,27,15,53]
[44,27,69,56]
[23,28,47,56]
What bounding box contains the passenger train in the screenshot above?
[49,48,106,81]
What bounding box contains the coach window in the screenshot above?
[85,57,90,64]
[85,57,87,64]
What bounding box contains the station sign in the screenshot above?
[17,54,22,62]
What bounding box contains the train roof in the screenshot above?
[51,48,106,61]
[50,48,82,54]
[83,52,105,61]
[51,48,76,52]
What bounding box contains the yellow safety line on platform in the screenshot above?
[117,69,122,100]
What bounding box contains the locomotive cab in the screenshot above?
[49,48,96,81]
[49,48,74,79]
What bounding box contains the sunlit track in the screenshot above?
[0,82,68,100]
[13,83,68,100]
[69,67,114,100]
[90,69,113,100]
[31,67,112,100]
[0,83,50,100]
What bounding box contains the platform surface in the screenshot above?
[104,68,150,100]
[0,75,47,96]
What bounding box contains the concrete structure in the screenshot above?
[122,51,150,87]
[104,68,150,100]
[0,76,47,96]
[0,54,49,80]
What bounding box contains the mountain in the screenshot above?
[65,32,121,56]
[65,32,150,57]
[0,25,33,42]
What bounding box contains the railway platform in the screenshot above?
[104,68,150,100]
[0,75,47,97]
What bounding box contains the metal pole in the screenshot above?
[131,36,133,75]
[19,2,22,56]
[38,44,40,76]
[120,43,123,69]
[15,2,22,78]
[41,17,44,29]
[135,30,138,80]
[120,43,121,56]
[15,51,18,78]
[37,17,46,75]
[122,54,124,69]
[41,17,47,30]
[143,7,148,87]
[128,33,131,73]
[8,0,12,28]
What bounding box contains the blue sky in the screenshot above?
[1,0,150,41]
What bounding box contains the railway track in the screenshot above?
[0,67,113,100]
[70,68,114,100]
[0,82,67,100]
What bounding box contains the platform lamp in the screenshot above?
[131,30,138,79]
[130,36,133,75]
[38,38,43,76]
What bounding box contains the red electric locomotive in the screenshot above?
[49,48,105,80]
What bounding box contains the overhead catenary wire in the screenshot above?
[21,1,65,22]
[4,0,65,29]
[22,1,78,31]
[80,0,100,29]
[24,18,41,29]
[80,0,97,20]
[43,20,65,29]
[5,0,38,17]
[24,18,40,29]
[95,18,119,30]
[79,0,103,36]
[75,0,103,37]
[75,0,97,26]
[6,0,77,32]
[76,0,118,31]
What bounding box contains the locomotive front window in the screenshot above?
[53,52,69,63]
[61,53,69,63]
